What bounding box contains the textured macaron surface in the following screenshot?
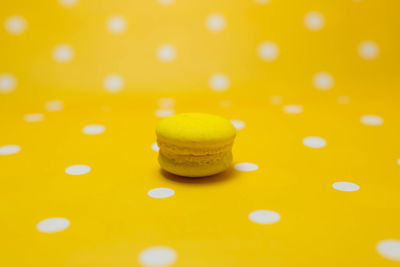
[156,113,236,147]
[156,113,236,177]
[158,151,233,177]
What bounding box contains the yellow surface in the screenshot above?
[157,113,235,177]
[1,0,400,266]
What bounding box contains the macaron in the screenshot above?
[156,113,236,177]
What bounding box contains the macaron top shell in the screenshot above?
[156,113,236,146]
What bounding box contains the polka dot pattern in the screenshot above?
[37,217,70,233]
[0,145,21,155]
[332,182,360,192]
[0,73,17,93]
[65,165,91,175]
[249,210,280,224]
[230,119,245,130]
[1,1,398,266]
[258,41,279,61]
[255,0,271,4]
[206,14,226,32]
[107,16,127,34]
[83,124,105,135]
[4,16,27,35]
[235,163,258,172]
[148,188,175,199]
[158,0,174,5]
[377,240,400,261]
[138,246,177,266]
[24,113,44,122]
[157,44,177,62]
[53,44,74,63]
[209,73,230,92]
[151,142,160,152]
[304,11,325,31]
[104,74,124,93]
[303,136,326,148]
[283,104,303,114]
[313,72,334,90]
[155,109,175,117]
[359,41,379,60]
[58,0,78,8]
[361,115,383,126]
[45,100,64,112]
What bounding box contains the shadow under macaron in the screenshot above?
[160,166,237,184]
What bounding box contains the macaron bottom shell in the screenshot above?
[158,151,233,177]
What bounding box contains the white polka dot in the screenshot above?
[337,96,350,104]
[45,100,64,112]
[283,104,303,114]
[258,41,279,62]
[219,100,232,108]
[249,210,280,224]
[106,15,127,34]
[36,217,70,233]
[304,11,325,31]
[155,109,175,118]
[377,240,400,261]
[158,0,174,5]
[52,44,74,63]
[361,115,383,126]
[151,142,160,152]
[255,0,271,4]
[148,188,175,199]
[397,159,400,166]
[270,95,283,105]
[104,74,124,93]
[65,164,91,175]
[313,72,334,90]
[58,0,78,8]
[158,98,175,108]
[0,73,17,93]
[332,182,360,192]
[234,162,258,172]
[0,145,21,155]
[230,120,245,130]
[157,44,177,62]
[358,41,379,60]
[4,16,27,35]
[206,13,226,32]
[209,73,230,92]
[82,124,105,135]
[139,246,177,266]
[24,113,44,122]
[303,136,326,148]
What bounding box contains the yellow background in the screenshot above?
[1,0,400,266]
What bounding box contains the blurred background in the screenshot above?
[1,0,399,100]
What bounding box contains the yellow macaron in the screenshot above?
[156,113,236,177]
